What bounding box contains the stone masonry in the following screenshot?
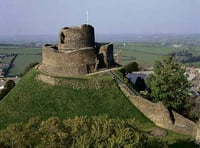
[118,82,199,141]
[39,24,118,77]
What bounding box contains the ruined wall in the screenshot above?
[99,43,115,67]
[119,85,172,126]
[196,122,200,144]
[37,72,56,85]
[39,24,118,77]
[37,71,113,90]
[96,43,116,68]
[58,24,95,50]
[119,84,198,138]
[172,111,198,136]
[39,45,97,77]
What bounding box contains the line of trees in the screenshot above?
[169,50,192,57]
[181,56,200,63]
[169,50,200,63]
[3,54,17,77]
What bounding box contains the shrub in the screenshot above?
[124,62,139,73]
[0,116,165,147]
[0,80,15,100]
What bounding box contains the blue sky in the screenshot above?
[0,0,200,36]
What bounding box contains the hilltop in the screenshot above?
[0,69,152,129]
[0,68,197,147]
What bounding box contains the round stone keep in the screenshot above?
[58,24,95,51]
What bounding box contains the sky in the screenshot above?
[0,0,200,36]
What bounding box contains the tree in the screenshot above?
[124,62,139,73]
[146,56,191,111]
[4,80,15,90]
[0,80,15,100]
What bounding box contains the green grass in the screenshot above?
[159,130,195,146]
[114,42,200,66]
[0,46,42,76]
[114,43,176,65]
[0,69,153,129]
[8,55,41,76]
[0,47,41,54]
[0,69,196,146]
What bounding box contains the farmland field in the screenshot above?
[0,47,41,54]
[8,54,41,76]
[114,42,200,66]
[1,43,200,76]
[0,46,42,76]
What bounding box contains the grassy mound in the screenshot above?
[0,69,196,147]
[0,69,153,129]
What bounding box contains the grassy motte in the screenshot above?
[0,69,153,129]
[0,69,196,146]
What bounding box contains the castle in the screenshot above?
[39,24,117,77]
[37,25,200,143]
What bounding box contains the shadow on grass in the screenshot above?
[168,139,198,148]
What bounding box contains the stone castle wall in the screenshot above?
[98,43,116,68]
[58,24,95,50]
[118,84,198,138]
[39,24,118,77]
[196,122,200,144]
[39,45,97,77]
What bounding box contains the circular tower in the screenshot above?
[39,24,97,77]
[58,24,95,51]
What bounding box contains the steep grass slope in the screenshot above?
[0,69,152,129]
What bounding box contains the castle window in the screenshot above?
[60,32,65,44]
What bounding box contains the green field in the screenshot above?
[114,42,200,66]
[0,47,41,54]
[1,43,200,76]
[8,54,41,76]
[0,46,42,76]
